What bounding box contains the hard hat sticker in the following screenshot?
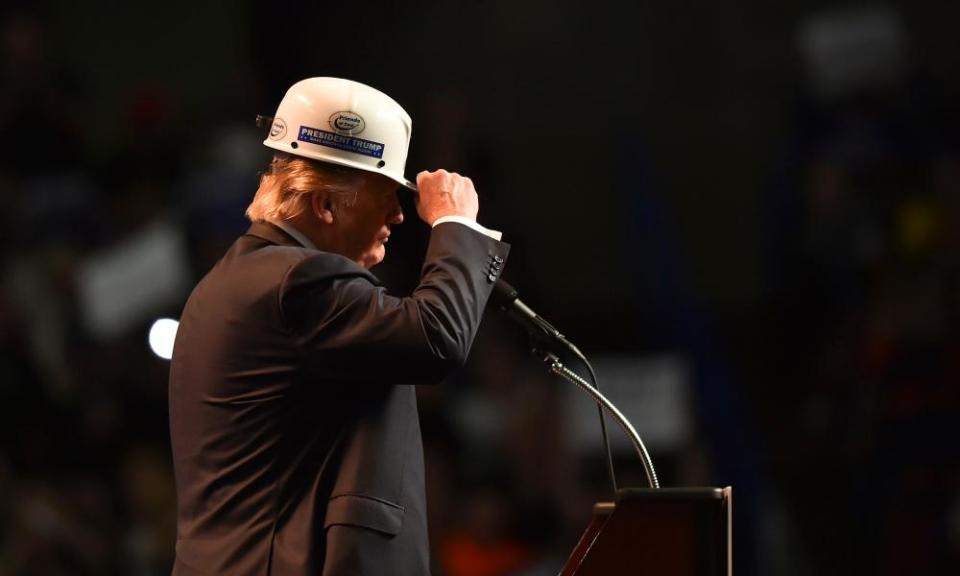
[269,118,287,140]
[298,126,385,159]
[329,111,365,135]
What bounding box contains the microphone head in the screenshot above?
[491,279,519,309]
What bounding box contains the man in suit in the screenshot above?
[168,78,509,575]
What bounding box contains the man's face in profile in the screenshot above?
[334,174,405,269]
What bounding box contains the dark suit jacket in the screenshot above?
[169,221,509,575]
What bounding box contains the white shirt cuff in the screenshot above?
[432,216,503,241]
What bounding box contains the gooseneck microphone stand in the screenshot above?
[493,281,735,576]
[544,352,659,489]
[491,280,659,492]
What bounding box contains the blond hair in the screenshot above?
[245,153,365,222]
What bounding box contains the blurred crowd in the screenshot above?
[1,4,959,576]
[759,6,960,573]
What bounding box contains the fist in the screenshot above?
[415,170,480,226]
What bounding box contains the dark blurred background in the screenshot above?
[2,1,958,574]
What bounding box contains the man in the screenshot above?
[168,77,509,575]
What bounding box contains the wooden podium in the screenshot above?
[560,487,732,576]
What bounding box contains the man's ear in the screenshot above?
[311,193,335,225]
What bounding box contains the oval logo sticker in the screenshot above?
[329,111,365,134]
[269,118,287,140]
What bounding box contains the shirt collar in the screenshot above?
[272,220,317,250]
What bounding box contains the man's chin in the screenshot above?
[358,247,386,269]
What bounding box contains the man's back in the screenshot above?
[170,228,346,573]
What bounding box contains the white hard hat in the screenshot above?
[261,77,415,190]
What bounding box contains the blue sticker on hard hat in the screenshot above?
[298,126,384,159]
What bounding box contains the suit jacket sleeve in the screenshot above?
[278,222,510,385]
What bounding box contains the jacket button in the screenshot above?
[488,273,497,283]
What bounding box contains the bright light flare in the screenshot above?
[149,318,179,360]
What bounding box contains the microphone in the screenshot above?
[490,280,584,359]
[490,279,633,492]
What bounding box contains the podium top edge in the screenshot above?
[616,487,731,500]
